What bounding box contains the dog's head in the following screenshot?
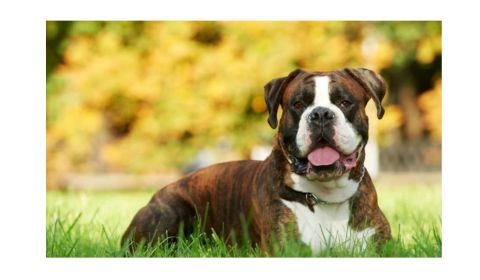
[264,68,386,181]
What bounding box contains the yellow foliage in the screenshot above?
[97,31,122,53]
[417,36,442,64]
[361,34,396,71]
[46,21,441,178]
[373,40,396,70]
[418,79,442,142]
[251,95,267,113]
[50,106,102,141]
[64,36,93,66]
[377,104,405,134]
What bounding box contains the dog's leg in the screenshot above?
[121,198,195,254]
[350,171,392,248]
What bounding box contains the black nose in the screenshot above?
[308,107,335,125]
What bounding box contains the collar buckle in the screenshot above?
[305,192,327,211]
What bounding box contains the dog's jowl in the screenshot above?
[121,68,391,253]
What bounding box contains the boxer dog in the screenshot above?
[121,68,391,254]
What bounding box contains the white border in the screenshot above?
[2,0,480,279]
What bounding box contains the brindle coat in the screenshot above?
[121,139,390,252]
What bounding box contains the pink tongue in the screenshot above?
[307,146,340,166]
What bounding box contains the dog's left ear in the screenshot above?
[345,68,387,119]
[264,69,304,129]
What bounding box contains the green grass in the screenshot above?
[46,183,441,257]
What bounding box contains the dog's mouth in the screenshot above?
[290,140,360,180]
[307,142,357,169]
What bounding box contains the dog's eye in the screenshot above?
[293,101,304,110]
[340,100,352,108]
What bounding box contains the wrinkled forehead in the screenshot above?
[282,70,367,104]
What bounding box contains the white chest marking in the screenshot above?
[282,199,375,253]
[282,173,375,253]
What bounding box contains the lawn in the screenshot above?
[46,183,441,257]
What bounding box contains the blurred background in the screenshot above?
[46,21,441,190]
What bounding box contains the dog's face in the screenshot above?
[264,68,386,181]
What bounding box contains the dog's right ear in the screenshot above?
[264,69,304,129]
[344,68,387,119]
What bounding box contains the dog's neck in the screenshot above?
[266,134,291,170]
[285,171,361,204]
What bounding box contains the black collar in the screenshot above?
[279,166,365,212]
[280,186,331,213]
